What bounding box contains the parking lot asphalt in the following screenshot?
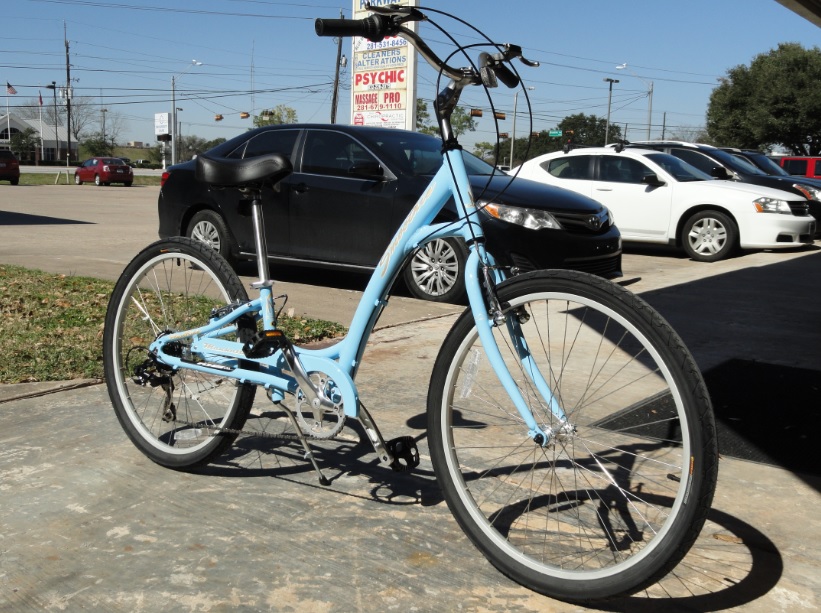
[1,185,820,612]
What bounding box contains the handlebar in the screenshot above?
[314,15,393,41]
[314,4,539,89]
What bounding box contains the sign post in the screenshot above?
[350,0,418,130]
[155,113,170,170]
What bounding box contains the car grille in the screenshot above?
[788,201,810,216]
[510,252,622,279]
[553,209,612,234]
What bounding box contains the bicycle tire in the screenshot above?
[427,269,718,602]
[103,237,256,470]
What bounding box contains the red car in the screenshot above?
[74,157,133,186]
[0,150,20,185]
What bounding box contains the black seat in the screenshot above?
[195,152,292,188]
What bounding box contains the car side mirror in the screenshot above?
[641,173,665,187]
[710,166,731,180]
[348,161,385,180]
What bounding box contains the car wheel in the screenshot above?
[186,210,236,263]
[11,178,19,186]
[94,175,102,186]
[74,174,82,185]
[681,210,738,262]
[124,181,132,187]
[402,238,467,303]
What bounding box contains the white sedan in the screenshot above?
[514,147,816,261]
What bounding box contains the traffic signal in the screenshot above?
[214,114,224,121]
[240,112,250,119]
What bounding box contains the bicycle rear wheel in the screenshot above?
[427,270,718,602]
[103,237,256,469]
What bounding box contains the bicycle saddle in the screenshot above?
[195,152,293,188]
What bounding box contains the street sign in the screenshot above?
[548,130,563,137]
[154,113,170,136]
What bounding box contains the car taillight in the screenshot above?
[103,165,111,172]
[161,171,170,187]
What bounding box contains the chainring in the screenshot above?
[295,372,346,439]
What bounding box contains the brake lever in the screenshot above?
[502,44,540,68]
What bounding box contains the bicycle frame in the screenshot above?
[149,146,558,442]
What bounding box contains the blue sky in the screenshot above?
[3,0,819,152]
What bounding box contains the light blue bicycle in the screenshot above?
[103,4,718,603]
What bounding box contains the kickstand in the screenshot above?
[280,404,330,486]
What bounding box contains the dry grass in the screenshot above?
[0,265,345,384]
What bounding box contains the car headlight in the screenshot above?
[480,201,563,230]
[793,184,821,201]
[753,197,791,214]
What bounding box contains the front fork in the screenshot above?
[464,249,566,446]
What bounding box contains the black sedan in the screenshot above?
[158,125,622,302]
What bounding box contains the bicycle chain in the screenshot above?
[171,416,306,443]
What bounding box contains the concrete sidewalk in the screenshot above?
[1,248,820,612]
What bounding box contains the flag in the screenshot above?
[39,91,43,106]
[6,82,16,95]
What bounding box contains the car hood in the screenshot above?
[467,173,606,214]
[692,179,806,201]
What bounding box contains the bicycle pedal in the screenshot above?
[386,436,420,472]
[242,329,288,358]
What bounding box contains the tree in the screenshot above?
[175,135,226,161]
[67,96,99,143]
[667,125,711,144]
[253,104,298,128]
[707,43,821,155]
[82,133,115,157]
[489,114,621,167]
[472,141,496,161]
[10,128,39,162]
[416,99,477,137]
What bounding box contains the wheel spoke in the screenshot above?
[428,271,716,600]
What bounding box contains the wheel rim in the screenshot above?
[687,217,727,256]
[191,220,221,252]
[409,239,459,297]
[438,287,695,581]
[74,175,80,184]
[109,252,242,456]
[95,175,101,186]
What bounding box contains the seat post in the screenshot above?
[246,188,273,288]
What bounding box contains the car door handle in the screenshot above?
[292,182,308,193]
[595,188,613,192]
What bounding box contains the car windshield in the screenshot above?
[369,130,497,177]
[645,153,711,182]
[707,148,766,175]
[732,152,789,176]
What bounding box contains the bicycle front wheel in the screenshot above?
[427,270,718,602]
[103,237,256,470]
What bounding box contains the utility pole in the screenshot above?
[64,21,72,167]
[330,10,344,124]
[603,78,619,145]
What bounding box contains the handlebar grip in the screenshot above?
[315,15,392,41]
[493,62,520,89]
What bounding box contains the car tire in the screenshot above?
[402,238,467,303]
[186,209,237,263]
[94,175,103,186]
[74,174,82,185]
[681,210,738,262]
[124,181,132,187]
[11,178,19,186]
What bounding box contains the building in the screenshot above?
[0,112,79,163]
